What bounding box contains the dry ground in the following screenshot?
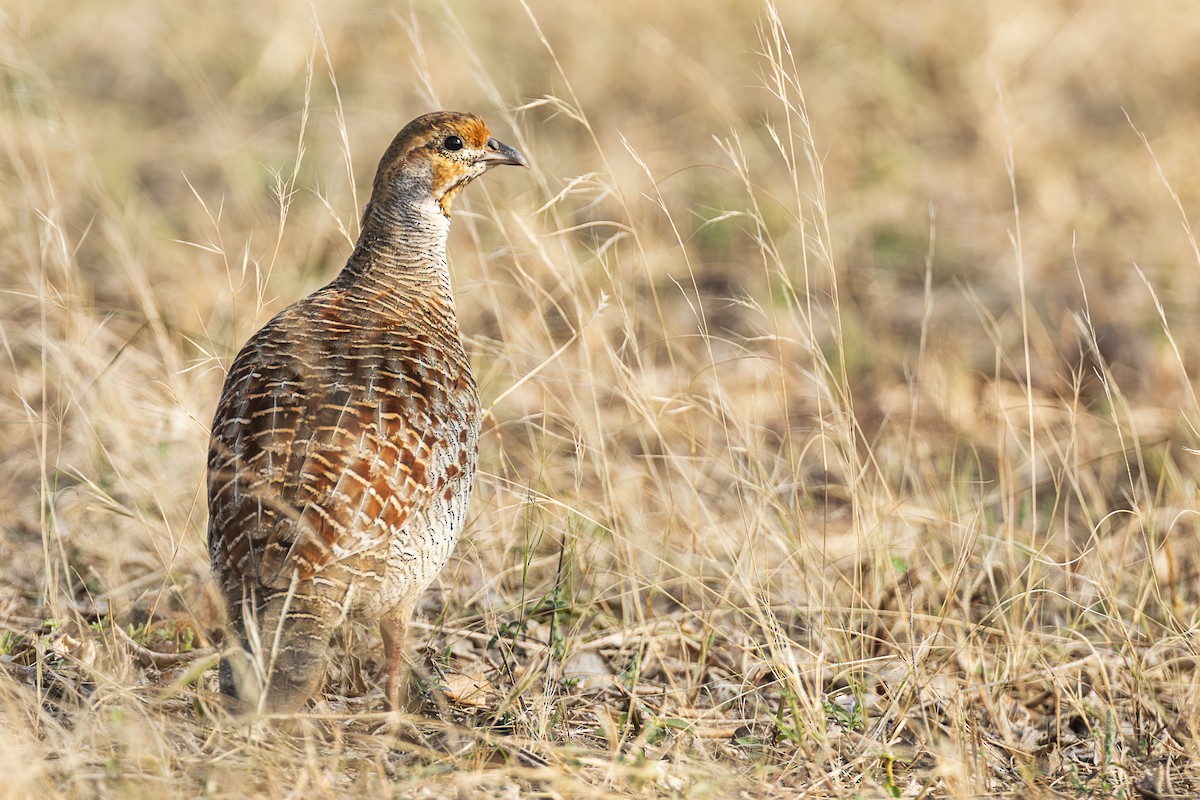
[2,1,1200,797]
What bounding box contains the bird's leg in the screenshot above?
[380,614,409,711]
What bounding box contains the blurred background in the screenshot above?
[2,0,1199,795]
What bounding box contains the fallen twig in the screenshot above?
[114,623,215,670]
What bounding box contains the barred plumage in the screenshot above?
[207,111,526,712]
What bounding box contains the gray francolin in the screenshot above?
[207,111,526,712]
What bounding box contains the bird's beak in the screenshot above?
[479,137,528,168]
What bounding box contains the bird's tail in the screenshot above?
[219,581,337,713]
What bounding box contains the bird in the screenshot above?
[206,111,527,713]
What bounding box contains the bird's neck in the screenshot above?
[335,193,455,308]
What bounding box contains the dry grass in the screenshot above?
[2,0,1200,797]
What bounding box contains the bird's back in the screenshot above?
[208,281,478,594]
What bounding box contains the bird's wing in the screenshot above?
[208,304,461,592]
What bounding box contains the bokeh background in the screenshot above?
[2,1,1199,796]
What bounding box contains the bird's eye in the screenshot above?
[443,135,464,151]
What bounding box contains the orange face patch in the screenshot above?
[430,158,473,215]
[449,116,490,149]
[428,118,494,214]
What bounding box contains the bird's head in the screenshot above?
[370,111,527,219]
